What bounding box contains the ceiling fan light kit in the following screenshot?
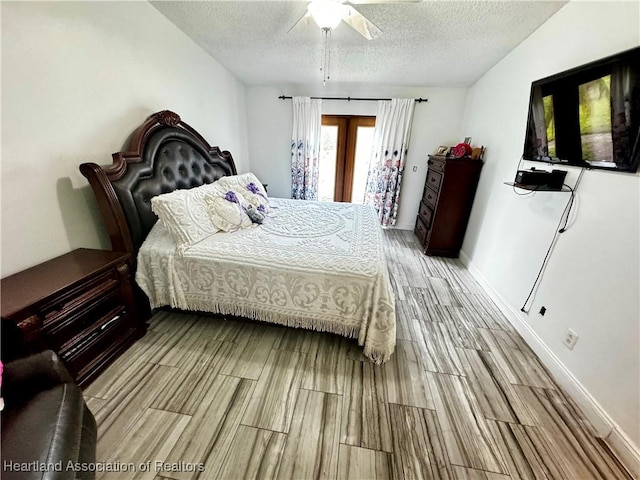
[308,0,344,29]
[292,0,386,85]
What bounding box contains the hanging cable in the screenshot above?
[512,185,538,196]
[520,167,585,313]
[321,27,332,86]
[558,167,585,231]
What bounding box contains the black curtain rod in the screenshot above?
[278,95,428,103]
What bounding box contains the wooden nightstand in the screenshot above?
[1,248,146,387]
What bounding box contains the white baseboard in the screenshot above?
[606,428,640,479]
[393,221,414,231]
[459,249,640,478]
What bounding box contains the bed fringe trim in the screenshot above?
[156,297,393,364]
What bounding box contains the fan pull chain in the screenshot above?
[321,27,332,86]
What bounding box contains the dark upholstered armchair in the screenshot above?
[0,350,97,480]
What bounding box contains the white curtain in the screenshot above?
[291,97,322,200]
[364,98,415,226]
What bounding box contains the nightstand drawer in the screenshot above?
[42,288,123,350]
[60,306,130,377]
[40,269,120,327]
[426,169,443,191]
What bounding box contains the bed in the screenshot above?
[80,110,396,362]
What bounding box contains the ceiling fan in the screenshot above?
[289,0,418,84]
[289,0,417,40]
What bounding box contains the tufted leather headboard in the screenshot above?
[80,110,237,258]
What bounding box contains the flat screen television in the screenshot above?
[523,47,640,173]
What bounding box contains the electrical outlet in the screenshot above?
[562,328,579,350]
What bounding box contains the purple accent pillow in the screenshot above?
[217,173,270,214]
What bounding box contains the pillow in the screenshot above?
[216,173,270,214]
[204,190,253,233]
[150,182,221,249]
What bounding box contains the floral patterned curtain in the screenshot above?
[291,97,322,200]
[364,98,415,226]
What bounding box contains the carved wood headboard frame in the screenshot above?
[80,110,237,259]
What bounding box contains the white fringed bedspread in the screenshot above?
[136,198,396,363]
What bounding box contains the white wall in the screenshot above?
[459,0,640,464]
[1,1,249,277]
[245,85,468,229]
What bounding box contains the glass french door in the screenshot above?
[318,115,375,203]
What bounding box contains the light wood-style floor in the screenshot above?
[84,230,631,480]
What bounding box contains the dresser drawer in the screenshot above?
[426,169,443,192]
[427,156,445,172]
[423,186,438,209]
[418,201,434,228]
[414,216,428,245]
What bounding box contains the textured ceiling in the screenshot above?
[151,0,567,88]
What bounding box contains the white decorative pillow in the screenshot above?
[204,190,253,233]
[150,182,221,249]
[217,173,270,214]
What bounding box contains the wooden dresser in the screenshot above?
[1,249,146,387]
[414,155,483,257]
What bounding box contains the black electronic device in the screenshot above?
[522,46,640,173]
[515,169,567,190]
[515,170,551,185]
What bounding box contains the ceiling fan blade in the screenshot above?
[341,5,382,40]
[349,0,421,3]
[287,10,312,34]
